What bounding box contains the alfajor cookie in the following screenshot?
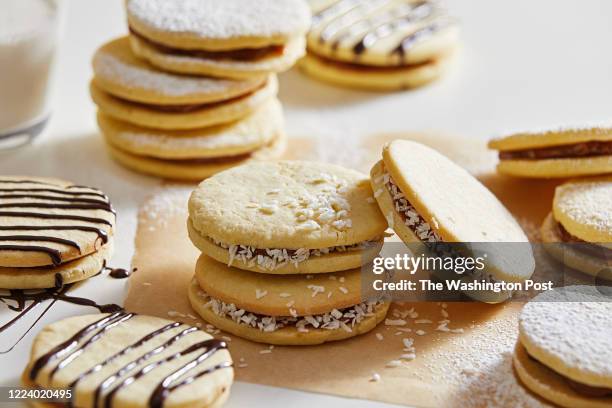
[188,255,389,345]
[187,161,388,274]
[302,0,459,90]
[0,177,115,289]
[370,140,534,303]
[514,286,612,408]
[126,0,311,79]
[541,177,611,277]
[90,75,278,130]
[489,125,612,178]
[100,98,286,180]
[23,312,233,408]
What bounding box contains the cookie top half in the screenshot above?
[24,313,233,408]
[308,0,459,66]
[126,0,311,50]
[488,125,612,151]
[553,177,612,243]
[92,37,267,105]
[519,286,612,389]
[0,176,115,268]
[188,161,387,249]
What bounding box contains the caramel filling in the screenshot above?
[130,27,284,61]
[526,350,612,397]
[499,141,612,160]
[308,48,435,71]
[555,219,612,260]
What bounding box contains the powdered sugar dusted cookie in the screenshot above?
[188,257,389,345]
[302,0,459,90]
[370,140,534,302]
[489,125,612,178]
[90,75,277,130]
[187,161,387,274]
[126,0,311,78]
[541,177,611,277]
[92,37,267,105]
[515,286,612,407]
[98,98,283,160]
[23,313,233,408]
[0,177,115,269]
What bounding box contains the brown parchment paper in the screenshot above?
[125,135,577,407]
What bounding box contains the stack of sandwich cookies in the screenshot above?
[0,177,115,289]
[541,177,611,278]
[23,313,233,408]
[91,37,285,180]
[302,0,460,90]
[489,126,612,178]
[187,161,390,345]
[370,140,534,303]
[514,286,612,408]
[126,0,311,79]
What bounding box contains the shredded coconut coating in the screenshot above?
[195,285,384,333]
[212,237,378,271]
[519,286,612,381]
[127,0,311,41]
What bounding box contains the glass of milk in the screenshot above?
[0,0,63,149]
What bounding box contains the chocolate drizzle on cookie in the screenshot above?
[312,0,454,64]
[27,312,230,408]
[0,178,114,266]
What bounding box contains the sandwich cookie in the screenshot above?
[541,177,611,277]
[514,286,612,408]
[0,177,115,289]
[302,0,459,90]
[101,99,286,180]
[370,140,534,303]
[126,0,311,79]
[489,126,612,178]
[188,255,389,345]
[23,313,233,408]
[187,161,388,274]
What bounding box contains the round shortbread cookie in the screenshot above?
[187,219,383,274]
[489,125,612,151]
[553,177,612,244]
[518,286,612,389]
[188,160,388,250]
[126,0,311,50]
[0,177,115,268]
[98,98,283,160]
[92,37,267,105]
[513,343,612,408]
[106,131,287,181]
[90,76,277,130]
[195,254,364,316]
[541,213,611,278]
[188,278,389,346]
[308,0,459,66]
[23,313,233,408]
[299,52,453,91]
[495,156,612,179]
[129,34,307,79]
[372,141,534,284]
[0,242,113,289]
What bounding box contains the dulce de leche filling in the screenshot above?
[499,140,612,160]
[526,349,612,397]
[554,217,612,260]
[129,27,285,61]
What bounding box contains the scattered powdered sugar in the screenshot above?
[212,236,378,271]
[94,49,257,96]
[140,186,192,230]
[554,179,612,234]
[196,284,384,333]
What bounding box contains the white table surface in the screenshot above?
[1,0,612,407]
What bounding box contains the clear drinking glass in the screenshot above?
[0,0,62,149]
